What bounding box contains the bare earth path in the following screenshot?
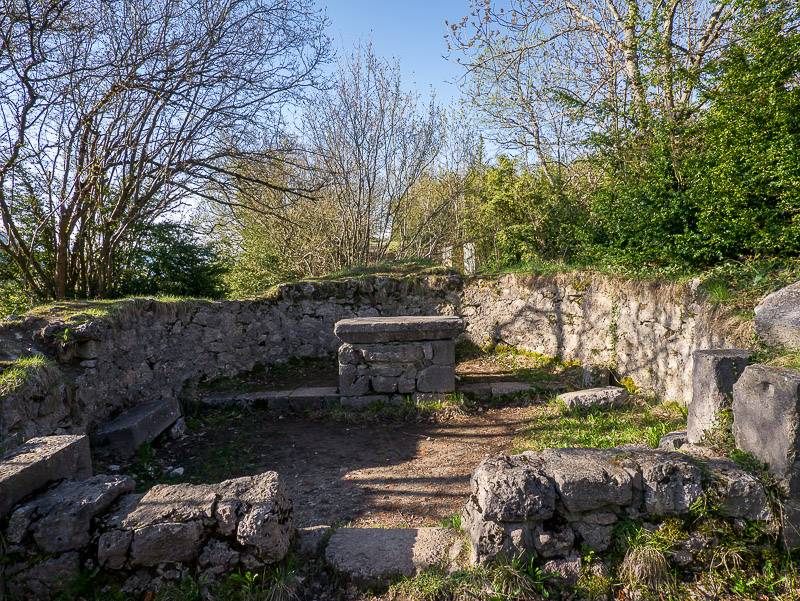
[148,407,537,528]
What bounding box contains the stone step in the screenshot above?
[457,379,560,399]
[200,386,340,410]
[0,435,92,518]
[324,527,463,585]
[93,399,181,459]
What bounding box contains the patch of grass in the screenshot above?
[438,513,462,530]
[388,556,552,601]
[0,353,51,395]
[456,342,581,391]
[512,398,687,453]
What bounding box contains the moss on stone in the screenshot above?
[0,354,52,396]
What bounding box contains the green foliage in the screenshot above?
[514,399,686,452]
[0,354,50,396]
[465,156,588,270]
[116,222,227,299]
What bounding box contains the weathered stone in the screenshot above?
[540,448,634,512]
[288,386,339,410]
[704,458,771,522]
[6,551,80,600]
[338,364,370,396]
[93,398,181,459]
[636,451,704,516]
[557,387,628,411]
[582,364,611,388]
[130,521,205,566]
[755,281,800,350]
[658,431,688,450]
[0,435,92,518]
[533,525,574,558]
[733,364,800,495]
[687,349,751,444]
[324,527,461,584]
[98,529,133,569]
[469,454,556,522]
[360,343,424,363]
[334,316,463,343]
[297,525,331,557]
[339,394,391,408]
[213,472,293,563]
[490,381,535,397]
[430,340,456,365]
[199,539,240,575]
[571,521,613,552]
[11,475,134,553]
[417,365,455,393]
[542,553,582,585]
[781,499,800,549]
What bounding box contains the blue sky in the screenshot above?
[324,0,469,106]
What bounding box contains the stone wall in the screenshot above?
[1,272,748,442]
[461,273,750,402]
[1,277,461,441]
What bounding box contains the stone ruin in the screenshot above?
[1,276,800,597]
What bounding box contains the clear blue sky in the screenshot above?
[323,0,468,106]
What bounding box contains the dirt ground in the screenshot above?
[144,406,538,528]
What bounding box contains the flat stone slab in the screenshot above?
[325,527,461,584]
[755,281,800,350]
[0,435,92,518]
[201,387,339,410]
[557,387,628,410]
[93,399,181,459]
[334,316,463,343]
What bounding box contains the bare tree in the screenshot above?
[304,43,445,269]
[447,0,734,175]
[0,0,328,298]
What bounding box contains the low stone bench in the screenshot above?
[334,316,463,405]
[93,398,181,460]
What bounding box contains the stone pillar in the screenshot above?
[733,364,800,496]
[687,349,751,444]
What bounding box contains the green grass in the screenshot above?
[388,557,552,601]
[512,399,687,453]
[0,353,51,395]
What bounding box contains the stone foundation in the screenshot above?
[2,471,292,600]
[462,447,774,565]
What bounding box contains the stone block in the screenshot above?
[540,448,634,513]
[93,398,181,459]
[557,387,628,411]
[0,435,92,518]
[687,349,751,444]
[417,365,455,392]
[755,281,800,350]
[288,387,339,411]
[325,527,461,585]
[360,343,424,363]
[339,395,392,408]
[581,364,611,388]
[334,316,463,343]
[782,499,800,549]
[733,364,800,495]
[658,431,688,450]
[338,364,369,396]
[8,474,134,553]
[430,340,456,365]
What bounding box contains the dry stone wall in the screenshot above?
[461,274,749,402]
[1,272,748,442]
